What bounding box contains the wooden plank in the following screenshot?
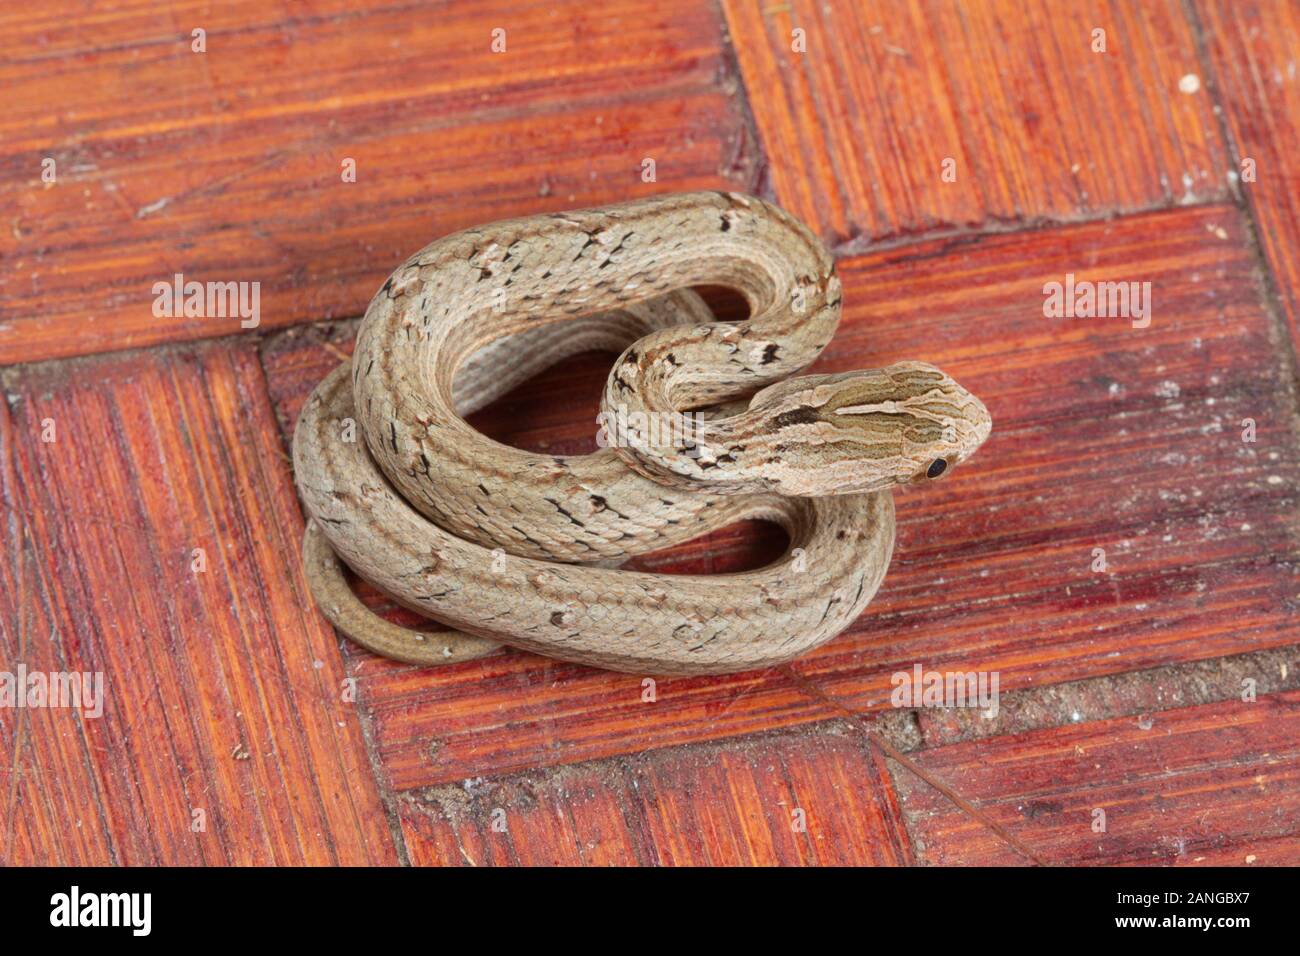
[0,343,398,865]
[1195,0,1300,362]
[721,0,1229,244]
[260,203,1299,789]
[896,690,1300,865]
[398,725,910,865]
[790,202,1300,709]
[0,0,757,364]
[1121,832,1300,867]
[5,0,1294,871]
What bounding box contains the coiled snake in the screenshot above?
[293,192,991,675]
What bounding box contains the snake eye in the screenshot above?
[926,458,948,479]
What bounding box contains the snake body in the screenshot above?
[293,192,991,675]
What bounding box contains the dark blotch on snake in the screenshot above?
[772,406,821,428]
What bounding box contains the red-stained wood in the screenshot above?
[0,343,398,865]
[5,0,1300,868]
[896,690,1300,865]
[1195,0,1300,364]
[260,202,1299,790]
[398,725,910,865]
[0,0,757,364]
[722,0,1228,244]
[1121,833,1300,867]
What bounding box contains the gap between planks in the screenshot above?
[1181,0,1300,421]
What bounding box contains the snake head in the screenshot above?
[744,361,992,495]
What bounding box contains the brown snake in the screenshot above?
[293,192,991,675]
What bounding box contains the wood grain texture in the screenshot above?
[261,202,1299,790]
[7,0,1300,867]
[1195,0,1300,362]
[0,0,757,364]
[0,343,397,865]
[398,724,911,865]
[722,0,1229,244]
[896,690,1300,865]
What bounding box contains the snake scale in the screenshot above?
[293,192,991,675]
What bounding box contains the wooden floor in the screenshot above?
[2,1,1298,865]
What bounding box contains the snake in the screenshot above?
[292,191,991,675]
